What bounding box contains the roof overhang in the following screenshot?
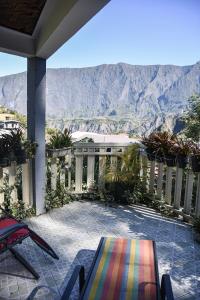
[0,0,110,59]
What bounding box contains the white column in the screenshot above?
[22,161,31,208]
[165,166,173,205]
[195,173,200,217]
[0,168,4,205]
[156,162,163,199]
[174,167,183,209]
[87,155,95,189]
[183,170,194,215]
[98,156,107,189]
[149,161,156,194]
[8,162,18,203]
[27,57,46,215]
[75,156,83,192]
[51,158,57,190]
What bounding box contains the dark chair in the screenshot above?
[0,212,59,279]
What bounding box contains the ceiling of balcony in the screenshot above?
[0,0,110,59]
[0,0,47,35]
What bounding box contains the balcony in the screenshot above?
[0,142,200,299]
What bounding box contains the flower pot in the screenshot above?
[15,149,27,164]
[147,152,155,161]
[0,157,10,167]
[146,149,155,161]
[191,156,200,172]
[165,155,176,167]
[155,155,165,163]
[176,155,188,169]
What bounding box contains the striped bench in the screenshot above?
[63,237,174,300]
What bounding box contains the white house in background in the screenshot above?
[71,131,140,144]
[0,120,21,130]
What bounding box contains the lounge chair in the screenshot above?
[27,237,174,300]
[0,208,59,279]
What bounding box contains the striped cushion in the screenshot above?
[83,237,158,300]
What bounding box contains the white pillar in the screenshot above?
[99,156,107,189]
[22,161,31,208]
[87,155,95,189]
[8,162,18,203]
[75,156,83,192]
[183,170,194,215]
[165,166,173,205]
[149,161,156,194]
[174,167,183,209]
[60,157,66,187]
[156,162,163,199]
[195,173,200,217]
[27,57,46,215]
[0,168,4,205]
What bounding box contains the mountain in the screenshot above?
[0,62,200,135]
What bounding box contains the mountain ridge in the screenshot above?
[0,62,200,135]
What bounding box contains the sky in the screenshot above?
[0,0,200,77]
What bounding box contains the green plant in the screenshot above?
[45,183,72,210]
[182,94,200,142]
[23,140,38,158]
[47,128,72,149]
[0,177,14,214]
[104,144,141,203]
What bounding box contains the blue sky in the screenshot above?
[0,0,200,76]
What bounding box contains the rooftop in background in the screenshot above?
[71,131,140,144]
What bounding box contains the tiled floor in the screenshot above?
[0,201,199,299]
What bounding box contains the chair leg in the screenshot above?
[9,247,40,279]
[29,229,59,260]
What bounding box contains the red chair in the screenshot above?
[0,214,59,279]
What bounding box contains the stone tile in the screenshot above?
[0,201,198,299]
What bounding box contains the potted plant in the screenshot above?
[142,134,158,161]
[46,128,72,158]
[190,143,200,172]
[171,139,191,169]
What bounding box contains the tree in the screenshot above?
[182,95,200,142]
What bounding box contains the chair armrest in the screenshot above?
[0,223,28,241]
[161,274,174,300]
[60,265,85,300]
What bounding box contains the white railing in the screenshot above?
[2,143,200,221]
[47,143,130,194]
[0,160,32,209]
[140,154,200,219]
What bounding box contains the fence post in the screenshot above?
[75,155,83,192]
[22,161,31,208]
[165,166,173,205]
[149,161,156,194]
[51,158,57,191]
[87,155,95,189]
[0,167,4,205]
[68,151,72,189]
[195,173,200,217]
[8,161,18,203]
[157,162,164,199]
[183,170,194,215]
[174,167,183,210]
[98,156,106,189]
